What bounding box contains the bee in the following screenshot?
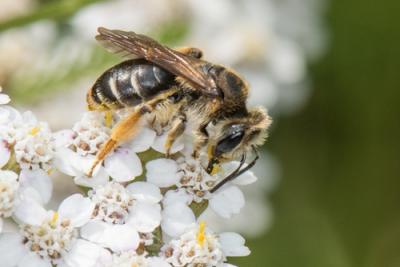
[87,27,271,192]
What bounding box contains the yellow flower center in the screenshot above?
[50,212,58,228]
[29,127,40,136]
[196,221,206,247]
[104,111,113,128]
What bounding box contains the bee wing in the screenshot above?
[96,27,219,96]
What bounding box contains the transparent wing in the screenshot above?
[96,27,219,96]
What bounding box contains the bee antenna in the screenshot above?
[210,146,259,193]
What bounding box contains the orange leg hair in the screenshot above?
[87,91,175,177]
[164,115,186,157]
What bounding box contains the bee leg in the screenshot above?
[192,124,209,158]
[164,115,186,157]
[87,91,175,177]
[87,105,151,177]
[176,47,203,59]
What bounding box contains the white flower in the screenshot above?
[151,130,185,155]
[80,181,162,252]
[0,92,10,105]
[161,222,249,267]
[0,194,94,267]
[0,108,55,171]
[54,112,156,187]
[13,122,54,171]
[146,156,256,219]
[0,169,52,233]
[0,170,19,232]
[107,251,171,267]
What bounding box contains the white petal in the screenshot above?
[52,129,75,148]
[81,221,140,252]
[147,257,172,267]
[127,127,156,152]
[0,107,10,123]
[163,189,193,207]
[126,182,162,204]
[55,151,104,180]
[74,168,109,188]
[0,233,26,267]
[0,140,11,168]
[219,232,251,257]
[209,186,245,218]
[222,264,238,267]
[161,203,195,238]
[146,159,181,188]
[18,187,43,207]
[152,132,184,154]
[0,106,21,124]
[221,162,257,185]
[58,194,94,227]
[64,239,111,267]
[19,169,52,204]
[21,111,37,124]
[0,93,11,105]
[104,148,142,182]
[127,202,161,233]
[73,154,103,176]
[53,148,80,176]
[18,252,51,267]
[232,170,257,185]
[14,197,47,225]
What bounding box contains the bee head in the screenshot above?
[206,107,271,172]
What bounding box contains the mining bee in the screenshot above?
[87,27,271,192]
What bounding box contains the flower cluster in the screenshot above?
[0,90,256,266]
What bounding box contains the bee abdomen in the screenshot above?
[88,59,175,110]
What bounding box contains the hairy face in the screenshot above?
[206,107,271,170]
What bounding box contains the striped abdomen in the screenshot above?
[87,59,176,110]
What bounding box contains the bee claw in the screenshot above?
[86,165,96,178]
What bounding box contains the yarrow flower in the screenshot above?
[80,181,162,252]
[0,90,255,266]
[0,194,94,267]
[54,111,160,187]
[0,90,53,233]
[108,251,171,267]
[146,155,257,219]
[161,222,249,267]
[0,110,55,172]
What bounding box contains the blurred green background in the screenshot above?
[234,1,400,266]
[1,0,399,266]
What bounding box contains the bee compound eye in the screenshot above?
[215,130,244,156]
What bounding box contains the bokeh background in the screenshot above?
[0,0,398,266]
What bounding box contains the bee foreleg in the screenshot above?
[164,114,186,157]
[192,123,209,159]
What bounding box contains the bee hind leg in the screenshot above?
[164,115,186,157]
[87,105,151,177]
